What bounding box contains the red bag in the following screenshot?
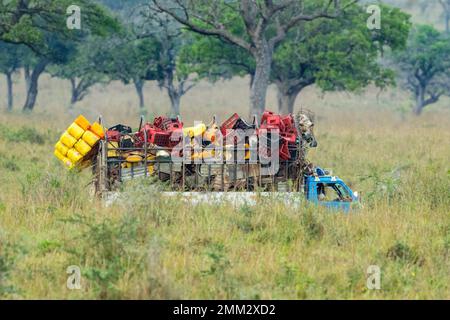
[220,113,240,135]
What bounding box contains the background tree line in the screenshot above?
[0,0,448,116]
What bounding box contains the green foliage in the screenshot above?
[37,240,62,255]
[0,42,25,74]
[92,0,159,85]
[0,0,123,111]
[201,243,230,277]
[370,5,412,52]
[0,231,21,297]
[47,37,113,104]
[0,155,20,172]
[0,124,46,145]
[1,0,122,61]
[393,25,450,112]
[179,34,254,82]
[180,2,411,99]
[359,166,404,205]
[274,4,410,93]
[300,209,324,242]
[99,37,160,85]
[396,25,450,75]
[386,241,424,266]
[63,214,146,299]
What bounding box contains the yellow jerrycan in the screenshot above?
[89,122,105,139]
[54,150,74,169]
[67,122,85,140]
[183,123,206,139]
[74,139,91,156]
[67,148,83,163]
[60,131,78,148]
[55,141,69,156]
[82,130,100,147]
[74,115,91,131]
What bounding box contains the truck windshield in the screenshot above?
[317,183,352,202]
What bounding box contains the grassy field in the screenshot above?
[0,73,449,299]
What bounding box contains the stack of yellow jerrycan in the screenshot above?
[183,123,206,139]
[54,115,105,169]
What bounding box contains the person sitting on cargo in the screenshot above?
[317,183,326,201]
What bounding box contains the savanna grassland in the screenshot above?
[0,73,449,299]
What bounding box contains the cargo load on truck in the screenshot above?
[54,110,359,211]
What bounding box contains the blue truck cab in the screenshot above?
[305,168,359,212]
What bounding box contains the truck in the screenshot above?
[91,113,360,212]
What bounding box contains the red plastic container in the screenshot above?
[152,131,171,146]
[107,130,121,142]
[260,111,274,124]
[279,141,291,160]
[165,122,183,131]
[281,115,295,129]
[136,123,182,148]
[153,116,166,128]
[154,116,183,130]
[220,113,240,135]
[281,132,297,143]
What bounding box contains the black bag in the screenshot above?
[234,118,256,131]
[108,124,132,134]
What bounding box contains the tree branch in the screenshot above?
[270,0,359,47]
[151,0,251,51]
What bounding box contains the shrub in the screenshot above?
[0,232,20,297]
[0,125,46,145]
[63,214,147,299]
[300,209,324,242]
[386,241,424,266]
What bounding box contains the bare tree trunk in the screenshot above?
[419,1,428,14]
[24,65,31,92]
[440,0,450,33]
[23,59,47,112]
[276,82,299,115]
[69,78,78,109]
[250,41,272,118]
[275,81,309,115]
[277,91,297,115]
[6,72,13,111]
[134,80,145,111]
[445,11,450,33]
[168,90,181,116]
[414,100,424,116]
[163,65,182,116]
[414,86,425,116]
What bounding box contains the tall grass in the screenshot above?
[0,75,449,299]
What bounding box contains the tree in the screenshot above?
[0,42,35,111]
[99,36,161,112]
[155,25,197,116]
[96,0,163,112]
[137,8,200,116]
[0,42,22,110]
[439,0,450,33]
[0,0,59,37]
[394,25,450,115]
[179,33,255,86]
[21,47,36,92]
[48,39,111,108]
[402,0,429,14]
[177,4,410,114]
[151,0,358,117]
[0,0,121,111]
[114,39,159,112]
[100,0,198,115]
[272,4,410,113]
